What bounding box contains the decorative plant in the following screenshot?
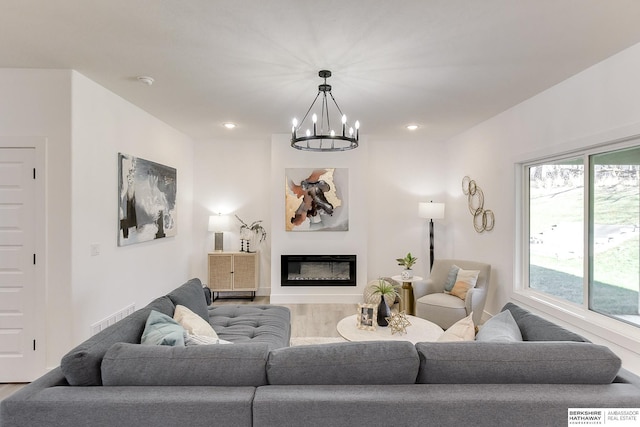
[371,278,401,302]
[235,215,267,242]
[396,252,417,269]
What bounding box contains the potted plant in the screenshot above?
[371,278,400,326]
[235,215,267,252]
[396,252,417,279]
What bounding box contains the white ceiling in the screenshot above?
[3,0,640,142]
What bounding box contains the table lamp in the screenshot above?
[208,214,230,252]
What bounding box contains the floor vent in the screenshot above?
[90,304,136,335]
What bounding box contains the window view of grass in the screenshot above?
[528,151,640,324]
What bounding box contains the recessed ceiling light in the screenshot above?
[223,123,237,129]
[406,124,419,131]
[136,76,154,86]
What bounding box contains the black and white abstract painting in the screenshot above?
[118,153,177,246]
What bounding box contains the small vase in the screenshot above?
[401,269,413,280]
[377,295,391,327]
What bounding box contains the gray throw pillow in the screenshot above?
[167,278,210,323]
[476,310,523,342]
[502,303,589,342]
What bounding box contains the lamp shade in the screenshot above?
[208,214,230,232]
[418,202,445,220]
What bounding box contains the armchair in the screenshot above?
[413,259,491,329]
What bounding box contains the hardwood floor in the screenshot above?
[0,298,357,404]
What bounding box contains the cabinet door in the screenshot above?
[233,253,257,290]
[208,254,233,291]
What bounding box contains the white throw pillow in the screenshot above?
[437,313,475,342]
[174,304,218,338]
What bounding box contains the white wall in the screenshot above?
[444,41,640,372]
[0,69,73,371]
[70,72,195,347]
[191,137,272,292]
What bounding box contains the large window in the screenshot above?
[525,143,640,327]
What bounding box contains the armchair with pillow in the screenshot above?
[413,259,491,329]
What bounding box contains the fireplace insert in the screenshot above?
[281,255,356,286]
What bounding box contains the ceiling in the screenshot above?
[3,0,640,142]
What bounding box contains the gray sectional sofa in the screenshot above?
[2,278,640,427]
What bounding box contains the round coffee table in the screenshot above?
[336,314,443,344]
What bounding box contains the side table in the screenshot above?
[391,275,423,315]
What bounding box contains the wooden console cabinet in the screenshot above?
[208,252,258,300]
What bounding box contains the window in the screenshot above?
[524,143,640,327]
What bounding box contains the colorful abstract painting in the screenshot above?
[118,153,177,246]
[285,168,348,231]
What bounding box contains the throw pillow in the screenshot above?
[437,313,475,342]
[449,268,480,300]
[174,304,219,338]
[141,310,185,346]
[184,334,233,346]
[475,310,523,342]
[443,265,460,292]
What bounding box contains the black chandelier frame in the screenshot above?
[291,70,359,152]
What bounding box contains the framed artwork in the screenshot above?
[356,303,377,331]
[285,168,348,231]
[118,153,177,246]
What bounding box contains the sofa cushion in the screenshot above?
[209,305,291,349]
[267,341,419,385]
[502,303,589,342]
[167,278,210,323]
[140,310,185,346]
[476,309,522,342]
[101,341,269,386]
[60,295,175,386]
[416,341,621,384]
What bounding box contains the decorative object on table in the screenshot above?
[208,213,230,252]
[462,176,495,233]
[356,303,377,331]
[118,153,177,246]
[365,278,400,307]
[289,70,360,152]
[418,201,445,271]
[370,278,400,327]
[386,311,412,335]
[285,168,348,232]
[396,252,417,279]
[235,215,267,253]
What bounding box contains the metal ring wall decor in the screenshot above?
[462,176,495,233]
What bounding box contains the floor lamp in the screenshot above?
[418,201,445,271]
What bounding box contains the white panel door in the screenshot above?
[0,148,38,381]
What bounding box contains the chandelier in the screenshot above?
[290,70,360,151]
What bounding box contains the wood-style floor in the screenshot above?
[0,298,357,403]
